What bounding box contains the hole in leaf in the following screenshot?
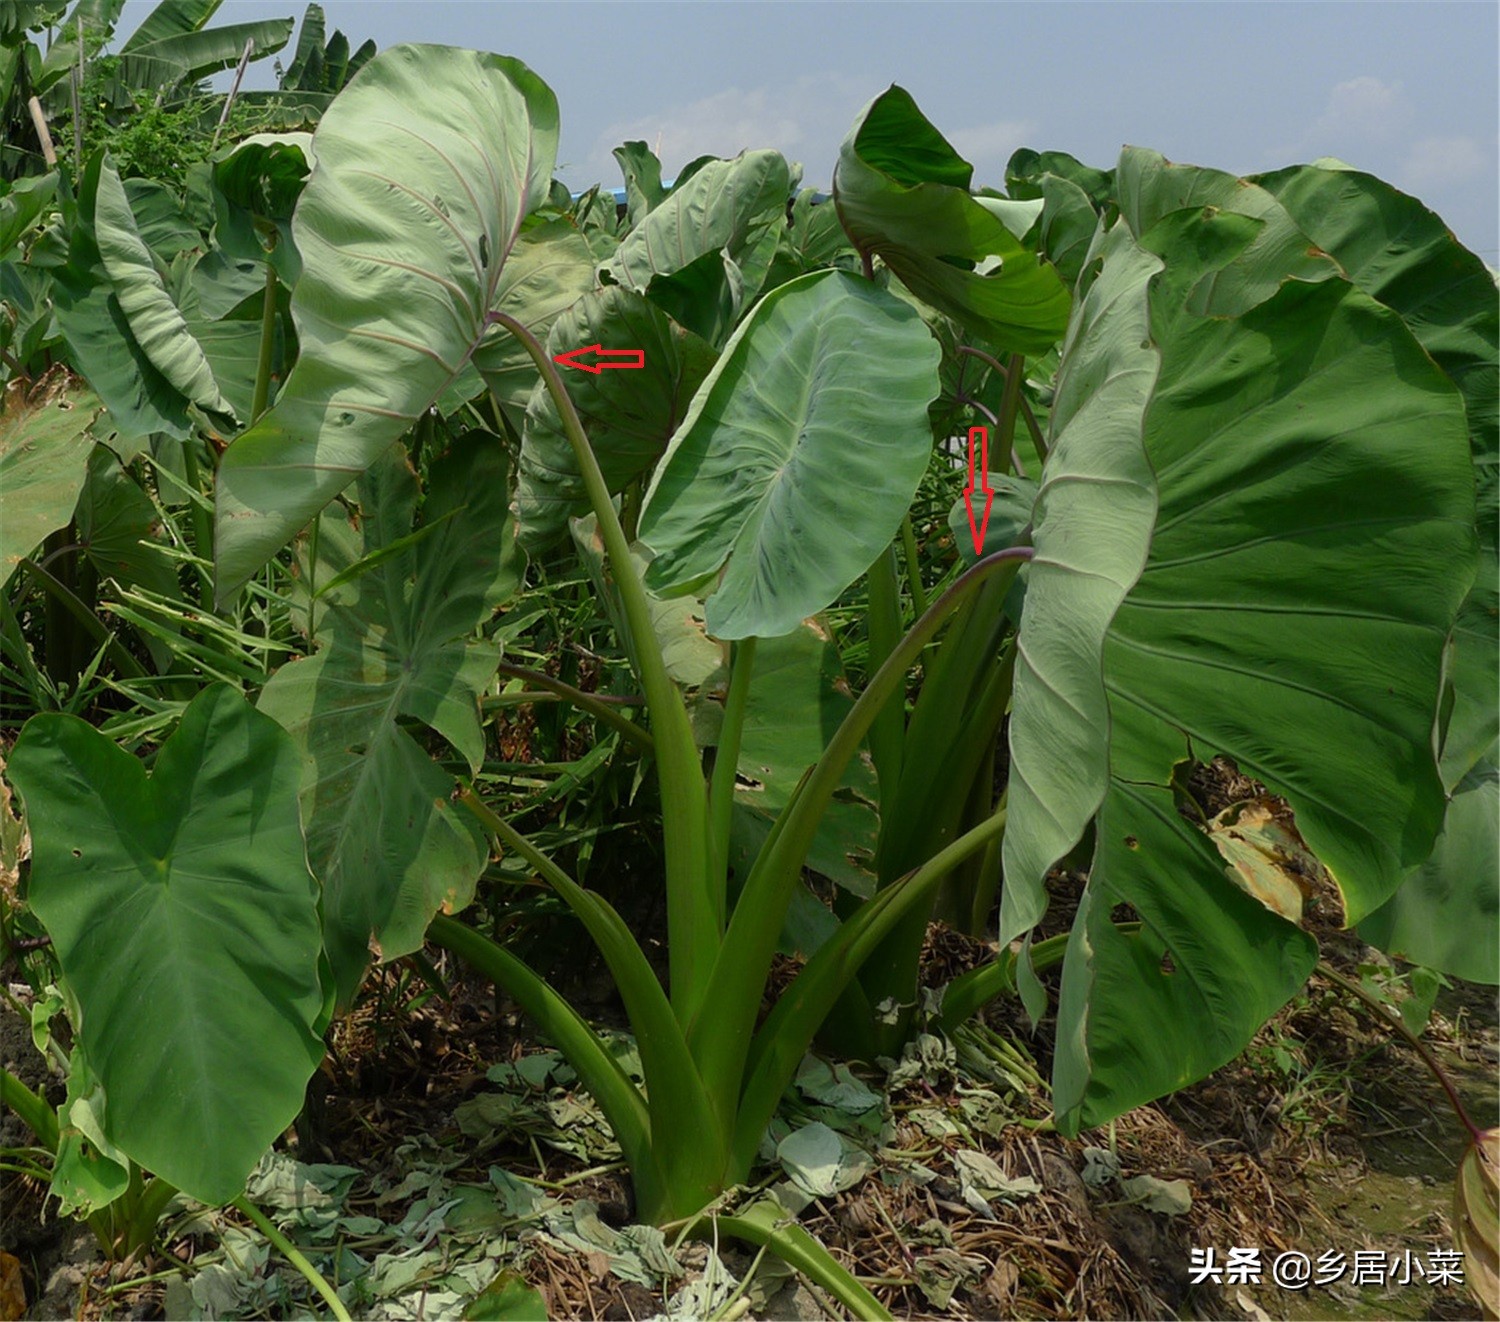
[1175,754,1336,926]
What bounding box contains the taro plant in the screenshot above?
[207,41,1490,1248]
[199,44,1060,1309]
[1,685,339,1306]
[922,131,1497,1132]
[2,30,1493,1318]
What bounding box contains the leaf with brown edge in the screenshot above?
[1457,1127,1499,1320]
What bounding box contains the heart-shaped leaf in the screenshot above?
[52,154,199,441]
[1114,149,1338,316]
[639,269,940,640]
[93,153,234,421]
[1001,220,1161,943]
[1249,164,1499,985]
[214,43,559,600]
[607,149,791,295]
[1254,160,1497,553]
[1359,757,1499,983]
[1008,183,1475,1130]
[8,686,327,1205]
[463,218,598,412]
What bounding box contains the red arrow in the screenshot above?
[553,344,646,374]
[963,424,993,557]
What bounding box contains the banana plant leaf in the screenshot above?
[116,16,294,90]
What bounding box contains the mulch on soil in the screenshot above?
[2,876,1494,1320]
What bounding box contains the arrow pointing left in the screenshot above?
[553,344,646,374]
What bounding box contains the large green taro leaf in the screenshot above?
[52,153,197,441]
[73,446,178,598]
[833,87,1071,356]
[613,140,667,228]
[75,446,184,671]
[762,187,861,291]
[1006,147,1115,210]
[121,177,200,259]
[639,269,940,640]
[212,132,314,225]
[93,154,234,421]
[1253,162,1497,550]
[1359,756,1498,983]
[606,149,790,296]
[0,369,106,587]
[1023,173,1101,291]
[731,623,880,898]
[1438,565,1500,791]
[207,132,315,291]
[0,172,58,258]
[7,685,326,1205]
[1012,199,1475,1131]
[187,316,267,425]
[463,219,597,412]
[1053,748,1320,1128]
[214,43,559,601]
[1114,148,1338,316]
[516,285,716,549]
[1000,221,1162,945]
[1250,163,1500,981]
[258,434,523,1002]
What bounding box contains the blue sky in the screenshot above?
[106,1,1498,259]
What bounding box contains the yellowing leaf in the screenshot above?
[1204,797,1331,924]
[1456,1128,1499,1320]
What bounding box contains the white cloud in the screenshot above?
[1401,134,1489,189]
[590,86,806,181]
[573,73,881,191]
[1308,75,1412,147]
[947,120,1037,177]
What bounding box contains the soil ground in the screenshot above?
[2,912,1495,1322]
